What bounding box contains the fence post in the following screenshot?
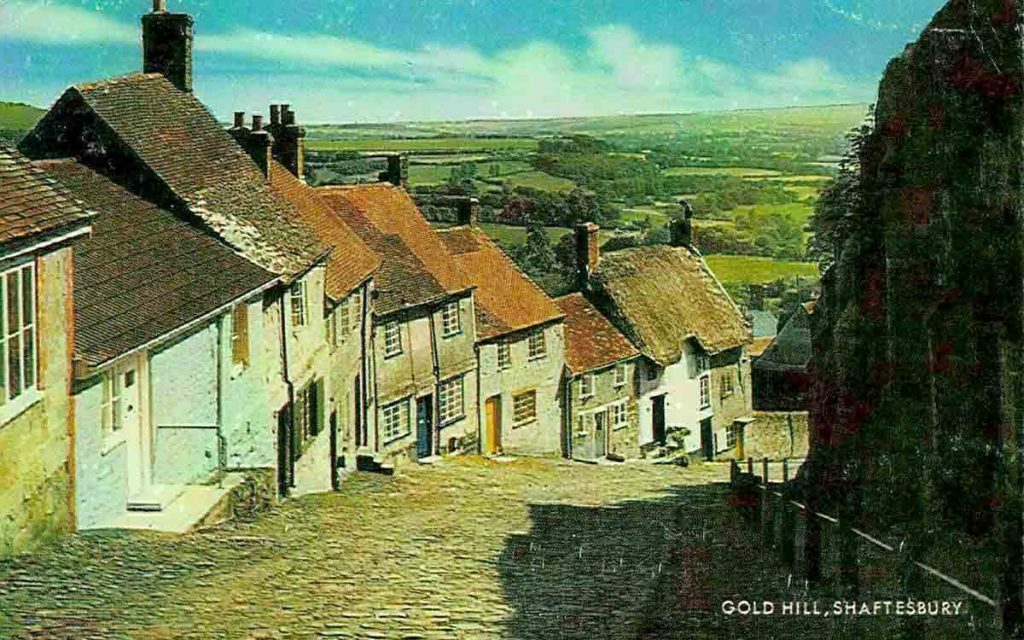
[730,459,738,486]
[761,458,771,551]
[780,458,795,567]
[747,457,754,476]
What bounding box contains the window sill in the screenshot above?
[613,424,630,431]
[383,431,411,446]
[579,394,594,402]
[512,419,537,429]
[528,355,547,362]
[383,351,404,361]
[0,388,42,429]
[439,414,466,429]
[101,433,127,457]
[442,330,463,339]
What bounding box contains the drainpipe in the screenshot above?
[474,343,482,455]
[215,316,226,487]
[277,286,296,493]
[427,304,442,455]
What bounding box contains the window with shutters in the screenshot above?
[289,280,307,327]
[0,261,36,408]
[384,321,403,357]
[231,303,249,368]
[513,390,537,426]
[438,375,464,424]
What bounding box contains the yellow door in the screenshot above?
[485,396,501,455]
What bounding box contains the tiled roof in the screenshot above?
[438,226,562,340]
[747,309,779,338]
[0,145,92,246]
[68,73,324,276]
[555,293,638,375]
[754,306,811,373]
[592,245,750,366]
[269,162,378,300]
[39,159,276,368]
[317,184,473,314]
[748,336,775,359]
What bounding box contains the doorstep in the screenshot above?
[99,474,246,534]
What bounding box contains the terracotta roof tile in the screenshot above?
[64,73,324,276]
[317,184,472,314]
[592,245,750,365]
[555,293,639,374]
[39,159,276,368]
[0,145,92,246]
[439,226,562,340]
[269,162,378,300]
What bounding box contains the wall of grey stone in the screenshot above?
[710,348,754,453]
[742,411,809,460]
[567,359,639,460]
[477,322,565,457]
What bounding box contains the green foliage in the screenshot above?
[510,221,558,280]
[537,134,610,154]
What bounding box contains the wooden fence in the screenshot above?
[730,457,1003,638]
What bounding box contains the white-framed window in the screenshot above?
[580,374,595,399]
[528,330,546,360]
[381,398,410,442]
[289,280,307,327]
[721,372,735,398]
[384,321,402,357]
[698,354,711,373]
[231,303,250,368]
[699,375,711,409]
[513,390,537,426]
[100,370,123,437]
[336,298,350,341]
[612,401,629,430]
[497,342,511,371]
[613,364,627,388]
[726,423,739,449]
[0,261,36,406]
[438,375,464,423]
[441,302,461,337]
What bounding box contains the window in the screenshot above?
[726,423,739,449]
[699,375,711,409]
[528,331,546,360]
[513,390,537,425]
[289,280,307,327]
[0,262,36,405]
[441,302,461,337]
[612,402,629,429]
[698,354,711,373]
[100,371,123,437]
[497,342,511,371]
[382,398,410,442]
[438,376,464,423]
[613,364,627,388]
[231,303,249,367]
[384,321,403,357]
[294,381,322,447]
[580,374,595,399]
[335,299,349,343]
[721,372,735,398]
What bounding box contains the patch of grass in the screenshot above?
[408,164,453,186]
[307,137,538,152]
[663,166,782,178]
[720,201,817,225]
[704,255,819,285]
[503,171,577,192]
[476,223,573,246]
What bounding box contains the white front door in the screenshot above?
[120,356,151,499]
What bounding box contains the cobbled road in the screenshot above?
[0,457,995,639]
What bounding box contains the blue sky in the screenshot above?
[0,0,944,123]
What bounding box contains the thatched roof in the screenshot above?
[590,244,749,366]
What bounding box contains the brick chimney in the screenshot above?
[267,103,306,182]
[142,0,194,93]
[378,154,409,189]
[670,199,695,248]
[575,222,600,290]
[235,114,273,179]
[455,197,479,226]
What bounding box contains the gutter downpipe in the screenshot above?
[278,285,296,496]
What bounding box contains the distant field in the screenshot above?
[720,201,817,224]
[477,222,572,246]
[307,137,538,152]
[0,102,44,140]
[704,255,819,284]
[408,164,453,186]
[502,171,577,192]
[664,167,782,178]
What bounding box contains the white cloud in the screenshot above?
[0,2,874,121]
[0,2,136,45]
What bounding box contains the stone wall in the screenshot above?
[741,411,809,461]
[567,359,640,460]
[0,248,75,556]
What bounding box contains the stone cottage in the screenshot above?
[20,2,338,500]
[555,293,641,462]
[577,220,754,460]
[438,200,566,457]
[753,301,812,411]
[38,158,280,530]
[0,146,92,557]
[318,182,479,467]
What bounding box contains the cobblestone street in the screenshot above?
[0,457,994,639]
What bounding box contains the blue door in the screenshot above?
[416,395,433,459]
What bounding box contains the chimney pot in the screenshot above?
[153,0,166,12]
[456,197,480,227]
[252,114,264,132]
[270,104,282,126]
[380,154,409,189]
[233,111,245,129]
[670,199,695,248]
[575,222,600,290]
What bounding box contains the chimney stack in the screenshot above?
[575,222,600,290]
[670,199,695,248]
[455,197,480,227]
[232,114,273,179]
[267,103,306,181]
[379,154,409,189]
[142,1,194,93]
[232,111,246,129]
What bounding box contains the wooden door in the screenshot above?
[416,395,433,459]
[593,410,608,459]
[652,394,667,443]
[485,395,502,455]
[700,417,714,461]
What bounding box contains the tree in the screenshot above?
[511,222,557,280]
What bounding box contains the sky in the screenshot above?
[0,0,945,124]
